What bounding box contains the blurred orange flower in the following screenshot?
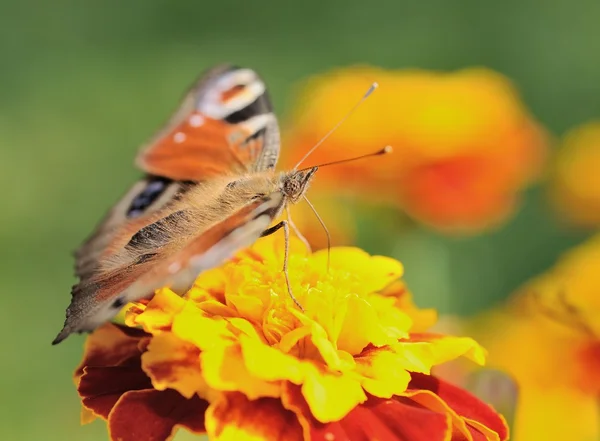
[550,121,600,227]
[469,233,600,441]
[74,234,508,441]
[283,66,547,233]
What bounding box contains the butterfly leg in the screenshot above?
[285,206,312,253]
[260,221,305,311]
[303,196,331,271]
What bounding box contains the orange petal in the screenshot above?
[205,392,303,441]
[283,383,451,441]
[108,389,208,441]
[409,373,509,441]
[75,323,147,383]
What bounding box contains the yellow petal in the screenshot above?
[337,294,408,354]
[201,343,280,399]
[355,348,413,397]
[239,334,304,384]
[141,332,206,399]
[301,368,367,422]
[135,288,186,332]
[396,335,486,371]
[171,303,232,350]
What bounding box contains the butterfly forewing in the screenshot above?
[136,66,280,180]
[56,65,283,344]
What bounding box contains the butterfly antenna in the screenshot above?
[294,82,379,170]
[299,145,392,171]
[303,196,331,271]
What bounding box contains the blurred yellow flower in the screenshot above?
[469,233,600,441]
[75,234,508,441]
[283,66,547,233]
[550,121,600,227]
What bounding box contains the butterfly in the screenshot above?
[53,65,386,345]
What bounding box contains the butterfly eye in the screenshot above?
[111,297,126,310]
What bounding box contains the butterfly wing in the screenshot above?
[53,190,285,344]
[74,177,190,280]
[74,65,280,281]
[136,64,280,180]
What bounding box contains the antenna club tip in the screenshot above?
[365,82,379,98]
[382,145,393,154]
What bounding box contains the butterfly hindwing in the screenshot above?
[53,189,284,344]
[74,177,190,279]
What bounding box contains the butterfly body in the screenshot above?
[53,66,317,346]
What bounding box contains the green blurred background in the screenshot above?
[2,1,600,439]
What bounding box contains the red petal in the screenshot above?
[75,324,148,380]
[409,373,508,441]
[78,365,152,418]
[108,389,208,441]
[466,424,494,441]
[283,383,450,441]
[207,392,303,441]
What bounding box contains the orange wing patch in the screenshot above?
[136,114,255,181]
[221,84,246,102]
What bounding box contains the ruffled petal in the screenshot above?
[409,373,509,441]
[141,332,206,399]
[205,393,303,441]
[402,333,486,366]
[283,383,451,441]
[134,288,187,333]
[74,323,147,382]
[108,389,208,441]
[78,365,151,419]
[354,346,412,397]
[201,342,281,399]
[301,368,367,422]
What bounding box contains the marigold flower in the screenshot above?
[74,234,508,441]
[467,233,600,441]
[550,121,600,228]
[283,66,547,233]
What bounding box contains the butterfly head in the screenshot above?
[281,166,318,204]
